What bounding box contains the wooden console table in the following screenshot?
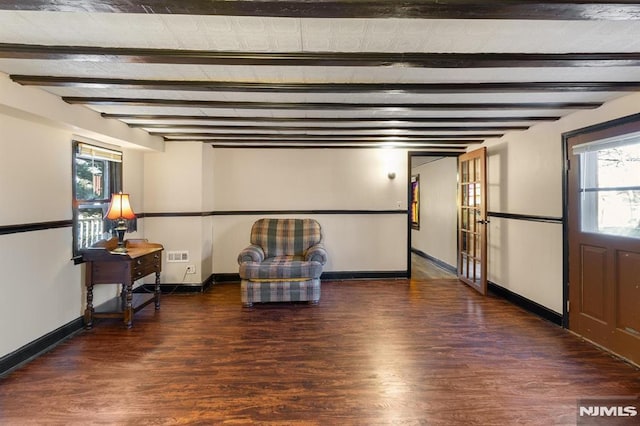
[82,238,163,329]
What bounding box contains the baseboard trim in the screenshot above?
[488,281,563,326]
[0,317,84,377]
[213,273,241,283]
[202,274,215,291]
[135,274,216,294]
[135,283,205,294]
[411,248,457,274]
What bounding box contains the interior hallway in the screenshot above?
[411,252,457,280]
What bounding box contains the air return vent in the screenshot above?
[167,251,189,262]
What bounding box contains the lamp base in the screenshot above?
[111,225,128,253]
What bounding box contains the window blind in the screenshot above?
[76,142,122,162]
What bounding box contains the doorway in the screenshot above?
[564,114,640,365]
[407,152,459,279]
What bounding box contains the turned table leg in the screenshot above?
[84,266,94,329]
[84,283,94,329]
[123,279,133,329]
[154,271,161,310]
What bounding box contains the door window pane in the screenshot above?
[462,183,469,206]
[462,208,468,229]
[579,140,640,239]
[461,161,469,183]
[474,158,481,181]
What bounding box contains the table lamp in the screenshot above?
[105,192,136,253]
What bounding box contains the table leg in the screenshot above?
[154,271,161,310]
[84,283,94,330]
[124,279,133,328]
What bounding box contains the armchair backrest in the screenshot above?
[250,218,322,258]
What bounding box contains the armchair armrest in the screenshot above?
[305,243,328,265]
[238,245,265,264]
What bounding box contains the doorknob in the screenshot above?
[477,219,491,225]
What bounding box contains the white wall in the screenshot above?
[0,72,155,359]
[143,142,214,284]
[488,217,563,311]
[0,111,147,358]
[0,73,162,152]
[212,148,406,211]
[483,92,640,314]
[213,213,407,273]
[410,157,458,268]
[0,114,79,357]
[143,145,409,277]
[210,148,408,274]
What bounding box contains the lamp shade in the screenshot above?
[105,193,136,220]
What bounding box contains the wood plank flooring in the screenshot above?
[1,277,639,425]
[411,253,457,280]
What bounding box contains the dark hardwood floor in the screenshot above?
[1,275,638,425]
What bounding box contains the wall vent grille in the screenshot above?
[167,251,189,262]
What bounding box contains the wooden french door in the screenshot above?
[566,119,640,365]
[458,147,488,295]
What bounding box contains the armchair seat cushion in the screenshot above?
[239,256,324,280]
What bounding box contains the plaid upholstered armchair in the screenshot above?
[238,218,328,307]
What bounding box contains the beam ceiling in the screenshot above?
[0,4,638,152]
[2,44,640,68]
[1,1,640,20]
[61,98,604,111]
[11,76,640,94]
[100,114,562,123]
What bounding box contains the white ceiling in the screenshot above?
[0,7,639,150]
[2,12,640,53]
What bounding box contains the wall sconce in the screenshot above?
[387,171,397,179]
[105,192,136,253]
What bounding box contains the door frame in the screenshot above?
[561,111,640,330]
[406,150,464,278]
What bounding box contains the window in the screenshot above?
[72,141,123,256]
[574,133,640,239]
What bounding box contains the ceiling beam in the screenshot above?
[2,44,640,68]
[63,97,603,110]
[209,144,468,152]
[171,139,484,146]
[208,147,466,157]
[12,75,640,93]
[131,124,530,132]
[1,1,639,20]
[158,134,493,141]
[101,114,562,123]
